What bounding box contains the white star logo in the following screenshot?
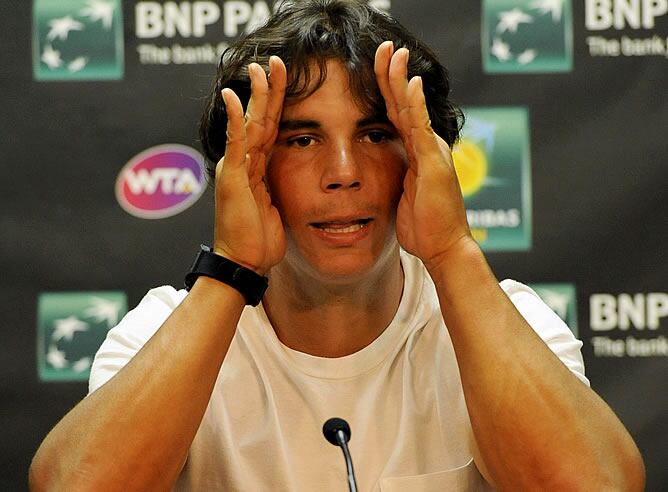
[72,357,92,373]
[52,315,89,342]
[41,45,63,69]
[46,15,84,42]
[490,38,512,62]
[84,297,121,327]
[46,345,67,369]
[517,49,538,65]
[68,56,89,72]
[80,0,116,30]
[496,8,534,34]
[531,0,563,22]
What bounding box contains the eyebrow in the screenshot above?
[358,114,392,128]
[278,114,393,132]
[278,119,320,131]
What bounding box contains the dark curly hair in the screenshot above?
[199,0,463,181]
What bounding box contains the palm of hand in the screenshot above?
[375,42,471,270]
[214,58,288,274]
[395,136,470,269]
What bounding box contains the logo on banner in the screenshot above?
[133,0,391,65]
[589,292,668,357]
[37,291,127,382]
[116,144,207,219]
[482,0,573,73]
[530,283,578,336]
[32,0,124,81]
[452,107,532,251]
[585,0,668,58]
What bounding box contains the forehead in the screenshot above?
[281,60,380,121]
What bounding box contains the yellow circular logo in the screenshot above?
[452,138,488,197]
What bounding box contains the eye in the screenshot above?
[362,130,393,144]
[287,136,316,147]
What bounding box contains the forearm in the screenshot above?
[427,240,644,490]
[30,277,245,491]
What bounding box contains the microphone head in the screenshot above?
[322,417,351,446]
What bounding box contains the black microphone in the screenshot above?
[323,417,358,492]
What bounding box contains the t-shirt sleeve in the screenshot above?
[88,285,188,395]
[500,279,590,386]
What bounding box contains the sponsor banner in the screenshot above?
[589,292,668,358]
[530,283,578,336]
[32,0,124,80]
[116,144,207,219]
[133,0,390,65]
[482,0,573,73]
[452,107,532,251]
[37,291,127,382]
[585,0,668,58]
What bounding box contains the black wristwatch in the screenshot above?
[184,245,268,306]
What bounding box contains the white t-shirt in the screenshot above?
[90,252,588,491]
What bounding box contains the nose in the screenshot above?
[321,143,362,191]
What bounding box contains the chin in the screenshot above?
[318,265,377,283]
[302,245,400,285]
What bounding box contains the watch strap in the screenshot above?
[184,245,268,306]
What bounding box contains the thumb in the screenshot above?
[406,77,443,164]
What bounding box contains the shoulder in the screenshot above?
[500,279,589,385]
[88,285,187,393]
[109,286,187,340]
[499,279,571,340]
[403,257,589,386]
[138,285,188,310]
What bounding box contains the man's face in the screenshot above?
[266,60,408,282]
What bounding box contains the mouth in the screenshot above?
[310,218,373,234]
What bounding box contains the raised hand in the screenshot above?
[374,41,474,271]
[214,56,288,274]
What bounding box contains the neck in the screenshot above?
[262,250,404,358]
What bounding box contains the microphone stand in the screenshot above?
[335,429,358,492]
[323,417,359,492]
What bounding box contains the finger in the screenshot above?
[388,48,411,133]
[248,149,266,187]
[245,63,270,149]
[220,88,248,174]
[261,55,287,152]
[374,41,399,124]
[406,76,442,160]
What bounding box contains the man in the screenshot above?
[30,1,644,490]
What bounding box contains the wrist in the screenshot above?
[423,236,484,276]
[424,238,500,313]
[189,275,246,305]
[185,245,269,306]
[212,246,267,276]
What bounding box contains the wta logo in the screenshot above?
[116,144,207,219]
